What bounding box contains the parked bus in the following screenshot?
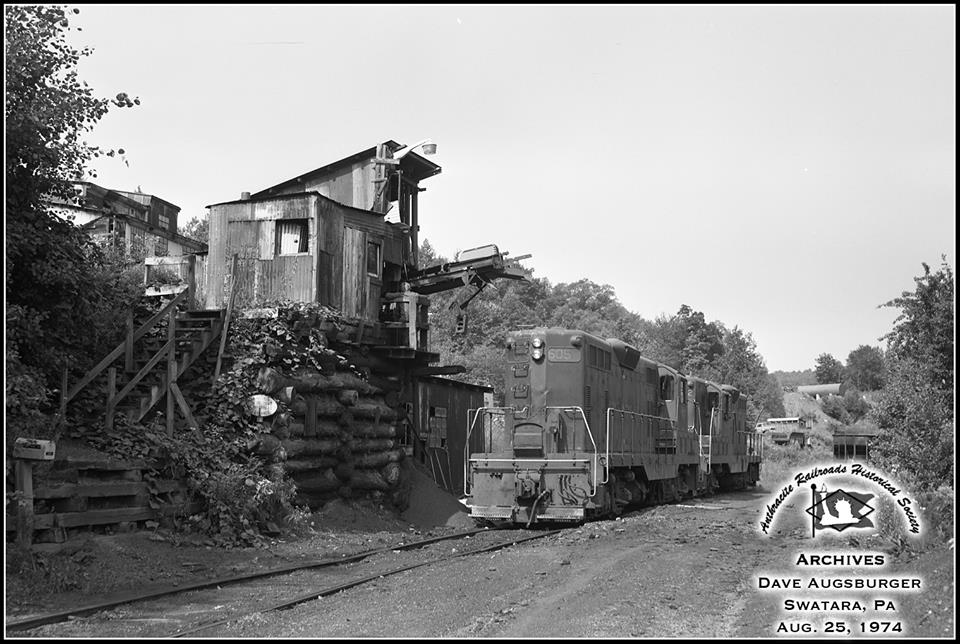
[756,417,807,447]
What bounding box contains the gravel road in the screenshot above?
[9,486,953,639]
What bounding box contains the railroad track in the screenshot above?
[6,526,562,638]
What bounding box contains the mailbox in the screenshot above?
[13,438,56,461]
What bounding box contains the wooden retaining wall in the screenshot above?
[6,442,198,549]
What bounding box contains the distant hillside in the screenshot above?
[782,391,830,426]
[772,369,817,390]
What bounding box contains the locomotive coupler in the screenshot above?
[515,470,542,500]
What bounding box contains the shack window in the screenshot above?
[154,236,168,256]
[276,219,308,255]
[367,241,381,277]
[159,214,170,230]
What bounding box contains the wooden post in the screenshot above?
[406,294,418,349]
[305,397,318,438]
[411,377,422,465]
[213,254,239,385]
[124,312,135,372]
[184,254,196,310]
[15,460,34,549]
[105,367,117,431]
[59,368,68,425]
[166,305,176,436]
[411,188,419,268]
[169,382,198,428]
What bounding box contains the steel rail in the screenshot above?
[4,527,489,633]
[170,529,563,637]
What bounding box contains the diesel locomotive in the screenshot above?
[464,328,762,526]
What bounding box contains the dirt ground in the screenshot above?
[5,469,955,639]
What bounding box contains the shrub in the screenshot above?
[821,394,851,424]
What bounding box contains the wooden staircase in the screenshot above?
[112,309,224,426]
[59,289,226,434]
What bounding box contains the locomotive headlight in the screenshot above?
[531,337,544,361]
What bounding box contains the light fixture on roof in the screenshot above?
[396,138,437,159]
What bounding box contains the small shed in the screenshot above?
[404,377,492,494]
[832,426,879,460]
[204,191,409,321]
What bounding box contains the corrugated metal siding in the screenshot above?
[258,255,314,303]
[204,196,318,308]
[302,161,377,210]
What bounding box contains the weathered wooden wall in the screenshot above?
[411,378,490,493]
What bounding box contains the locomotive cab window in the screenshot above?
[659,375,675,401]
[707,391,720,409]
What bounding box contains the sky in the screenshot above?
[61,4,955,372]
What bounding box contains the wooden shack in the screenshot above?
[203,141,444,356]
[204,191,407,319]
[404,377,492,495]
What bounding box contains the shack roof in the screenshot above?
[205,190,395,221]
[250,140,441,200]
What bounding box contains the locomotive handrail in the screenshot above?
[545,406,597,495]
[463,405,599,497]
[464,406,517,496]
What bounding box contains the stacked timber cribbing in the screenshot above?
[5,440,198,547]
[252,367,406,509]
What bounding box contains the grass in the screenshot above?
[759,426,834,488]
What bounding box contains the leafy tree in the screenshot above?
[841,387,870,423]
[6,5,140,440]
[821,394,851,424]
[179,215,209,243]
[772,369,817,390]
[814,353,844,384]
[872,259,954,493]
[714,326,785,421]
[845,344,885,391]
[880,258,954,402]
[872,358,953,491]
[634,305,723,374]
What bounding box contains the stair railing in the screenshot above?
[212,254,239,385]
[59,288,190,433]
